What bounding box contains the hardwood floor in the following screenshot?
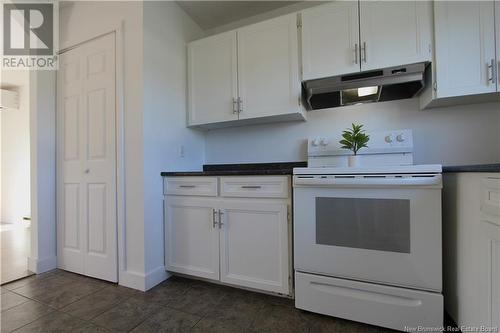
[1,222,32,284]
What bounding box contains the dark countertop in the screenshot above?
[161,162,307,177]
[443,164,500,173]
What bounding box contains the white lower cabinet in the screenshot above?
[164,176,291,295]
[164,197,220,281]
[443,173,500,327]
[219,200,289,294]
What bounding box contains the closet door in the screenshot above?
[57,33,117,282]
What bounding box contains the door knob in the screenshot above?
[84,169,90,174]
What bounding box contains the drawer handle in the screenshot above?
[241,185,262,189]
[179,185,196,188]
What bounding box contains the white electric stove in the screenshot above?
[293,129,443,332]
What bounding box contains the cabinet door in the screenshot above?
[237,14,300,120]
[434,1,496,98]
[188,31,238,126]
[219,200,289,294]
[359,1,432,71]
[301,1,360,80]
[164,196,219,280]
[496,0,500,91]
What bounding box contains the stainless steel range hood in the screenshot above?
[302,62,429,110]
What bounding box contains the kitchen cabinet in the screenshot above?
[187,14,304,129]
[188,32,238,125]
[301,1,432,80]
[495,0,500,86]
[163,176,291,295]
[301,1,360,80]
[420,1,500,108]
[358,1,432,71]
[219,200,289,294]
[237,14,301,120]
[164,196,220,280]
[443,173,500,328]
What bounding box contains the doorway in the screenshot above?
[0,70,32,284]
[57,32,118,282]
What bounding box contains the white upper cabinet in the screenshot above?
[188,31,238,126]
[187,15,304,129]
[433,1,497,98]
[237,14,301,120]
[301,1,360,80]
[359,1,433,71]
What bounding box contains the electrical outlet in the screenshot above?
[179,145,185,158]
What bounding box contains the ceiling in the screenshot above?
[177,1,301,30]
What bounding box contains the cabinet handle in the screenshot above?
[241,185,262,189]
[237,97,243,113]
[212,209,218,228]
[232,98,238,114]
[179,185,196,188]
[354,43,358,64]
[488,59,495,84]
[361,42,367,63]
[218,210,224,229]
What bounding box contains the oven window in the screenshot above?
[316,197,410,253]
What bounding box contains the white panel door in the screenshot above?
[188,31,238,126]
[359,1,432,71]
[57,33,117,282]
[219,200,289,294]
[434,1,497,98]
[237,14,300,120]
[301,1,360,80]
[164,196,220,281]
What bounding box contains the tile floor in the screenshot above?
[1,269,401,332]
[1,222,32,284]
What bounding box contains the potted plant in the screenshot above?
[340,123,370,167]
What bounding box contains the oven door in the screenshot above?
[293,174,442,292]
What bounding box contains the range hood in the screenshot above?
[302,62,428,110]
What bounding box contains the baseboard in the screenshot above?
[27,256,57,274]
[119,266,170,291]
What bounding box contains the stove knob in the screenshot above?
[384,135,394,143]
[320,138,329,146]
[311,139,320,147]
[396,134,405,142]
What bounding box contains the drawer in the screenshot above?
[295,271,443,331]
[220,176,289,198]
[164,177,218,196]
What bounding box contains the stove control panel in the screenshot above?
[308,129,414,156]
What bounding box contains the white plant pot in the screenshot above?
[348,155,361,167]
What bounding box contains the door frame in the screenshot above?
[56,22,125,283]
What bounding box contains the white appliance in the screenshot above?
[0,89,19,110]
[293,129,443,332]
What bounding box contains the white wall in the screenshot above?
[29,70,57,273]
[205,99,500,166]
[142,1,205,286]
[1,70,30,224]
